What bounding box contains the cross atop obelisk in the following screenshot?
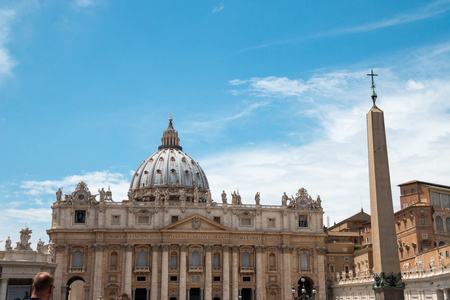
[366,70,404,299]
[367,69,378,106]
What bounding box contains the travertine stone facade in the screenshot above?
[47,119,326,300]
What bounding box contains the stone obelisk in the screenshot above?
[366,70,404,300]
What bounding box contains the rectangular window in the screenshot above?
[343,248,348,252]
[170,276,178,282]
[170,255,177,268]
[241,217,252,226]
[432,192,441,208]
[136,276,146,282]
[138,216,149,224]
[298,215,308,228]
[213,276,221,282]
[403,203,408,208]
[213,216,221,223]
[214,255,220,268]
[365,227,370,233]
[171,216,179,223]
[267,218,276,228]
[411,188,415,194]
[411,218,415,227]
[330,265,334,273]
[442,194,450,208]
[75,210,86,224]
[366,237,370,244]
[446,250,449,258]
[422,233,428,239]
[243,277,251,282]
[111,215,120,225]
[403,190,407,196]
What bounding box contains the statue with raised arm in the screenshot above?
[206,190,212,203]
[180,188,186,202]
[194,186,199,203]
[221,190,227,204]
[99,188,106,203]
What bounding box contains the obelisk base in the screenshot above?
[374,287,404,300]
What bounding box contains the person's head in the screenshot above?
[31,272,54,299]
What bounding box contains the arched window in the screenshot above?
[171,252,178,268]
[439,241,445,247]
[301,253,309,269]
[213,252,220,268]
[242,252,250,267]
[110,251,118,268]
[446,217,450,232]
[269,253,276,269]
[191,251,200,266]
[73,251,82,268]
[137,251,147,267]
[436,216,444,231]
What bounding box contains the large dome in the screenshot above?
[129,118,209,202]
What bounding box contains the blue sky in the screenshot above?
[1,0,450,248]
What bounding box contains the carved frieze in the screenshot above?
[94,243,106,251]
[315,247,326,255]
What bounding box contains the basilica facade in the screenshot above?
[47,118,326,300]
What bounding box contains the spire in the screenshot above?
[367,69,378,107]
[158,117,182,151]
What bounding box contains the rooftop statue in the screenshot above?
[15,227,33,251]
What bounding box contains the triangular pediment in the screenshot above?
[161,214,231,232]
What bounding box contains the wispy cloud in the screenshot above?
[212,3,224,13]
[182,101,269,136]
[239,0,450,53]
[0,9,16,83]
[73,0,95,8]
[327,0,450,36]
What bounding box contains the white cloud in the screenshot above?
[212,3,224,13]
[216,45,450,224]
[21,170,131,201]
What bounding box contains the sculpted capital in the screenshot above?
[255,245,266,253]
[123,244,134,252]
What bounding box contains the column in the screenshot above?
[444,289,450,300]
[93,243,105,300]
[205,245,213,300]
[232,246,239,300]
[316,247,326,300]
[255,245,265,300]
[0,278,8,300]
[179,244,188,300]
[54,244,66,300]
[123,244,133,296]
[222,245,230,300]
[151,244,160,300]
[282,246,292,300]
[161,244,170,300]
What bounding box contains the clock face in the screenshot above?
[78,193,85,201]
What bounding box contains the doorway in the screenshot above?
[135,288,147,300]
[189,288,201,300]
[241,288,252,300]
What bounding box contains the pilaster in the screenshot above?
[179,244,188,300]
[255,245,266,300]
[205,244,213,300]
[151,244,160,300]
[222,245,230,300]
[93,243,106,300]
[161,243,170,300]
[123,244,134,296]
[232,245,239,300]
